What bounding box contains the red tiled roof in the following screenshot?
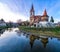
[43,9,47,15]
[43,9,49,17]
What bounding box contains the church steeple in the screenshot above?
[30,4,34,12]
[30,4,35,16]
[42,9,49,21]
[43,9,47,16]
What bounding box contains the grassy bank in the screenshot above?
[0,26,11,30]
[19,26,60,37]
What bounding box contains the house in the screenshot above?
[0,19,6,27]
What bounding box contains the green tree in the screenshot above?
[1,18,4,22]
[50,16,54,22]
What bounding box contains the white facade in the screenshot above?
[0,23,6,26]
[0,20,6,26]
[34,21,55,28]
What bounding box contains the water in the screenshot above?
[0,28,60,52]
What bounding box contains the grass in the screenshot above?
[19,26,60,37]
[0,26,11,30]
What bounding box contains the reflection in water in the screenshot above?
[8,28,12,32]
[41,38,48,48]
[0,28,60,52]
[16,31,48,48]
[58,38,60,41]
[0,29,5,37]
[30,35,36,48]
[29,35,48,48]
[0,28,16,37]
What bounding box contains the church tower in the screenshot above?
[30,4,35,16]
[30,4,35,25]
[41,9,49,21]
[43,9,47,16]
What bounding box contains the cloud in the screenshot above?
[54,19,60,23]
[0,2,27,22]
[0,0,60,23]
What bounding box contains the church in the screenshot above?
[29,4,55,28]
[30,4,49,25]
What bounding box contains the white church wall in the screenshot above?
[35,21,55,28]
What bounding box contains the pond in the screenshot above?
[0,28,60,52]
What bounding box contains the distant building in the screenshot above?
[17,19,22,25]
[52,22,60,27]
[6,22,19,27]
[0,19,6,27]
[21,21,29,26]
[57,22,60,27]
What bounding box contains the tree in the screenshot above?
[1,18,4,22]
[50,16,54,22]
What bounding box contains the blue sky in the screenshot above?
[0,0,60,22]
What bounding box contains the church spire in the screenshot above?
[43,9,47,16]
[30,4,34,12]
[30,4,35,16]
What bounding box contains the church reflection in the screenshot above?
[30,35,37,48]
[16,31,49,48]
[41,37,48,48]
[29,34,48,48]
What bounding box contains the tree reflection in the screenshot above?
[16,31,29,38]
[0,29,5,37]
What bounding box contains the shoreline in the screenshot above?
[19,30,60,38]
[19,26,60,38]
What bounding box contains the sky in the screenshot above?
[0,0,60,23]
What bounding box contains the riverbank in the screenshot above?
[0,26,8,30]
[0,26,12,31]
[19,26,60,37]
